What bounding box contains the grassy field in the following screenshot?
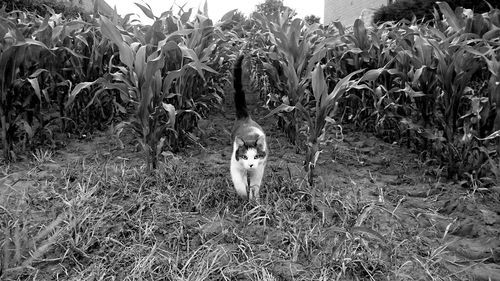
[1,98,499,281]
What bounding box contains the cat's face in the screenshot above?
[234,137,267,170]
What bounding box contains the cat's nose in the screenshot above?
[249,164,253,167]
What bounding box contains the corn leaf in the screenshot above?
[263,103,295,119]
[333,21,345,36]
[134,45,147,79]
[53,46,88,59]
[135,2,155,20]
[0,46,27,93]
[162,103,176,128]
[83,79,129,110]
[352,19,369,50]
[203,0,209,17]
[27,78,43,102]
[28,68,49,79]
[413,66,425,84]
[51,25,63,42]
[311,63,327,103]
[180,8,193,24]
[99,16,123,47]
[19,119,34,139]
[143,52,165,93]
[163,66,187,94]
[478,130,500,141]
[325,69,364,105]
[220,9,237,22]
[483,27,500,41]
[295,102,312,127]
[398,83,425,98]
[437,1,463,33]
[65,80,98,108]
[13,38,49,49]
[179,44,217,80]
[28,68,50,101]
[137,52,165,128]
[99,16,134,70]
[361,68,401,82]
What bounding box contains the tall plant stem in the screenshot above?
[304,138,319,187]
[0,103,10,161]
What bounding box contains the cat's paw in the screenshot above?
[248,185,260,203]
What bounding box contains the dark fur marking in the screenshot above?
[235,141,267,160]
[233,55,248,119]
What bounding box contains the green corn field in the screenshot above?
[1,1,500,280]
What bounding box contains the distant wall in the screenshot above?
[324,0,389,26]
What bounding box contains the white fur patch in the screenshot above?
[230,139,267,200]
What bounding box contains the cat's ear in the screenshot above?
[235,137,244,146]
[256,135,266,147]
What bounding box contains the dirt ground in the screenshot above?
[1,95,500,280]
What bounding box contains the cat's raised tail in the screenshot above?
[233,55,249,120]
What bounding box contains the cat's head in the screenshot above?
[234,136,267,169]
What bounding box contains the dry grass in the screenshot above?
[0,150,478,280]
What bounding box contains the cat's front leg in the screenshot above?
[231,163,248,198]
[248,164,265,202]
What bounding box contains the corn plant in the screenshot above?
[433,40,481,175]
[165,11,220,146]
[258,14,325,147]
[357,66,413,141]
[432,3,494,141]
[325,20,397,130]
[406,33,439,127]
[90,6,220,170]
[303,64,364,186]
[0,15,52,161]
[466,45,500,151]
[339,19,380,72]
[89,14,179,171]
[31,12,113,133]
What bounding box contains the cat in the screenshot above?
[230,55,268,201]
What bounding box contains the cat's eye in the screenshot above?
[242,155,248,160]
[254,156,259,159]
